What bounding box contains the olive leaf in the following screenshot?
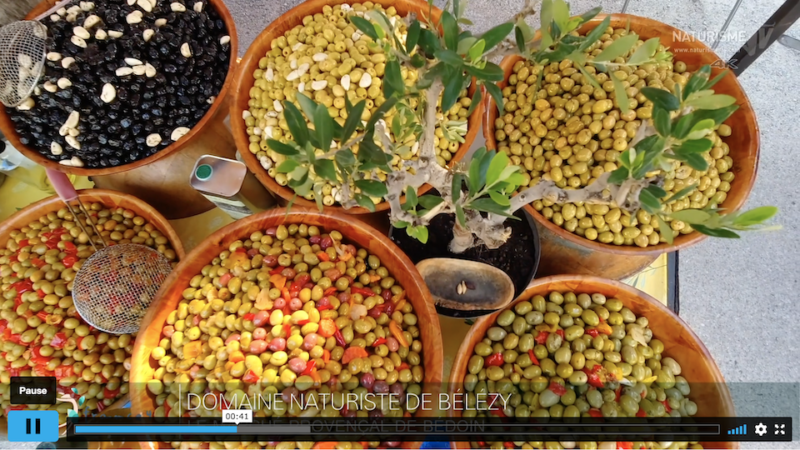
[405,185,419,209]
[626,37,661,65]
[466,63,504,82]
[313,159,337,183]
[267,139,300,156]
[457,36,478,55]
[663,184,697,204]
[610,73,630,114]
[731,206,778,227]
[441,11,459,50]
[692,224,740,239]
[456,203,467,227]
[468,39,486,61]
[674,138,713,154]
[296,93,318,121]
[466,87,482,116]
[341,100,366,144]
[283,102,310,146]
[539,0,554,48]
[419,195,445,209]
[594,33,638,62]
[355,193,377,212]
[578,16,611,52]
[639,188,661,214]
[656,215,674,245]
[277,159,300,173]
[670,209,711,224]
[684,94,737,110]
[435,48,464,66]
[351,16,379,41]
[355,179,388,198]
[484,82,504,115]
[406,20,421,52]
[485,151,510,187]
[384,59,405,98]
[640,87,680,111]
[488,190,511,206]
[314,105,333,152]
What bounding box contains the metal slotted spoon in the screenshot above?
[47,169,174,334]
[0,20,47,107]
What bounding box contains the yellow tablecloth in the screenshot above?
[0,176,670,378]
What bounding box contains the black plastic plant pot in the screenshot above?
[390,207,541,318]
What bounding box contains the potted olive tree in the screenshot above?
[266,0,777,311]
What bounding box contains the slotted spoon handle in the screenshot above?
[47,168,78,202]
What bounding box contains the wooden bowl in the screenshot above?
[0,189,185,434]
[482,14,759,280]
[230,0,483,214]
[0,0,238,177]
[130,207,444,449]
[448,275,736,449]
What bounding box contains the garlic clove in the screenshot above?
[83,14,100,28]
[70,35,87,48]
[51,142,63,155]
[171,127,191,141]
[146,133,162,147]
[61,57,75,69]
[133,65,146,76]
[100,83,116,103]
[65,135,81,150]
[57,78,72,89]
[136,0,152,12]
[171,2,186,12]
[95,29,107,40]
[143,29,154,42]
[65,111,80,129]
[359,72,372,88]
[73,26,90,39]
[180,43,192,58]
[155,18,167,27]
[108,30,123,38]
[145,63,157,78]
[193,2,203,12]
[124,58,143,66]
[341,74,351,91]
[311,80,328,91]
[116,67,134,76]
[46,52,62,61]
[220,35,230,45]
[126,11,142,24]
[273,100,283,112]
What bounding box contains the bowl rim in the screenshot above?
[229,0,483,214]
[0,0,239,177]
[481,13,761,256]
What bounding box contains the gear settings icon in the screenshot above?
[755,422,768,436]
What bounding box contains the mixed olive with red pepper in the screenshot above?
[147,224,423,449]
[0,203,177,420]
[461,290,700,450]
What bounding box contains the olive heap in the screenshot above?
[494,27,735,247]
[0,203,178,420]
[8,0,231,169]
[460,290,699,450]
[245,2,472,206]
[147,224,424,449]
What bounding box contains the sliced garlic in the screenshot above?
[359,72,372,88]
[51,142,63,155]
[57,7,67,16]
[43,81,57,93]
[297,63,310,76]
[65,135,81,150]
[57,78,72,89]
[67,5,81,14]
[145,63,157,78]
[65,13,78,23]
[193,2,203,12]
[298,82,305,93]
[146,133,162,147]
[127,0,136,5]
[70,35,87,48]
[100,83,116,103]
[242,110,252,120]
[16,98,34,111]
[143,29,154,42]
[59,159,73,167]
[83,14,100,28]
[73,26,90,39]
[62,57,75,69]
[290,58,297,69]
[95,29,107,40]
[180,43,192,58]
[253,127,262,136]
[116,67,134,76]
[125,57,143,66]
[155,18,167,27]
[273,100,283,112]
[68,128,79,137]
[171,127,190,141]
[264,126,274,138]
[108,30,123,38]
[286,70,300,81]
[341,74,351,91]
[265,67,274,81]
[126,11,142,24]
[206,96,215,104]
[70,156,84,167]
[171,2,186,12]
[65,111,80,129]
[311,80,327,91]
[312,53,328,62]
[220,35,230,45]
[136,0,152,12]
[80,1,94,11]
[46,52,62,61]
[50,14,60,22]
[133,65,146,75]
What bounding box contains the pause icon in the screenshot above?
[728,424,747,435]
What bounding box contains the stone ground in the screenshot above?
[3,0,800,448]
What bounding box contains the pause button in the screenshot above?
[8,410,59,442]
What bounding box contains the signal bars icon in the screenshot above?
[728,424,747,435]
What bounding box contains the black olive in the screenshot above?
[98,134,108,144]
[128,151,139,161]
[176,116,189,126]
[121,118,132,128]
[163,64,177,73]
[135,136,146,145]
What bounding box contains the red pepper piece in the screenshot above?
[104,387,120,399]
[317,251,330,262]
[270,266,284,275]
[12,280,34,294]
[219,273,232,287]
[96,401,106,413]
[62,255,77,268]
[333,328,346,347]
[50,332,67,349]
[0,319,7,334]
[6,333,21,344]
[588,408,603,418]
[317,297,333,311]
[586,328,599,338]
[503,442,514,449]
[396,363,410,371]
[63,241,77,253]
[351,286,375,297]
[242,370,260,384]
[235,247,247,253]
[485,353,504,367]
[527,349,540,366]
[372,337,387,347]
[548,381,566,396]
[555,329,565,339]
[584,368,605,388]
[661,399,672,413]
[301,360,317,376]
[8,367,22,377]
[19,239,30,248]
[297,319,310,326]
[323,286,338,296]
[617,442,633,450]
[76,336,84,350]
[36,311,48,321]
[534,331,549,345]
[243,313,255,322]
[36,289,45,299]
[30,258,45,268]
[283,323,292,337]
[55,365,74,379]
[635,408,647,418]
